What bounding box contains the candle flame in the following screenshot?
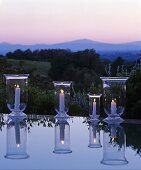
[15,84,19,88]
[60,89,64,94]
[112,98,116,102]
[93,98,96,102]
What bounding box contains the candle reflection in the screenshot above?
[88,120,102,148]
[53,118,72,154]
[101,121,128,165]
[5,117,29,159]
[60,122,65,145]
[15,119,20,147]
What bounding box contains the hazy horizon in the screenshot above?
[1,38,141,45]
[0,0,141,44]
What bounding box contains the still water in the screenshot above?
[0,114,141,170]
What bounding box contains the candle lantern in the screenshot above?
[101,121,128,165]
[5,117,29,159]
[4,74,29,117]
[100,77,128,121]
[53,118,72,154]
[88,120,102,148]
[53,81,72,118]
[88,94,102,120]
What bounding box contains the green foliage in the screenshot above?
[27,87,55,115]
[7,59,51,76]
[69,103,88,116]
[126,70,141,119]
[0,49,141,118]
[49,49,105,91]
[123,123,141,156]
[111,57,125,76]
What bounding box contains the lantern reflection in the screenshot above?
[53,118,72,154]
[5,117,29,159]
[101,121,128,165]
[88,120,102,148]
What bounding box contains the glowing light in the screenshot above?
[112,138,116,142]
[94,138,96,143]
[15,84,20,88]
[61,140,64,144]
[60,89,64,94]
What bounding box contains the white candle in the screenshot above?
[15,120,20,147]
[92,99,96,117]
[14,85,20,111]
[59,89,65,113]
[111,99,117,115]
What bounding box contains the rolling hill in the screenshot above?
[0,39,141,60]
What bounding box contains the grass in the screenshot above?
[7,59,51,76]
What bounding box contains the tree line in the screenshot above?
[0,48,141,119]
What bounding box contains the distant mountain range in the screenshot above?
[0,39,141,60]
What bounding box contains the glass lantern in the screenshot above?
[4,74,29,117]
[88,120,102,148]
[88,94,102,120]
[100,77,128,121]
[101,122,128,165]
[53,118,72,154]
[5,117,29,159]
[53,81,72,118]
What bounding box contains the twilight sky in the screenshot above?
[0,0,141,44]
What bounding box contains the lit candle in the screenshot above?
[14,85,20,111]
[60,123,65,145]
[15,120,20,147]
[92,99,96,117]
[111,99,117,115]
[59,89,65,113]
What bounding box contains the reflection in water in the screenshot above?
[101,121,128,165]
[123,123,141,156]
[5,117,29,159]
[53,118,72,154]
[0,114,141,159]
[27,115,55,129]
[88,120,102,148]
[0,114,6,131]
